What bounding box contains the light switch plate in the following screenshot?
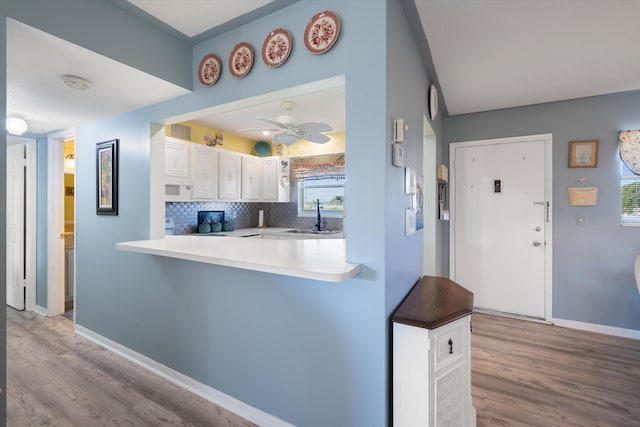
[392,143,404,167]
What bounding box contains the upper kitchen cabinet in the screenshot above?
[191,145,218,200]
[164,137,191,179]
[241,155,261,200]
[218,151,242,200]
[262,157,290,202]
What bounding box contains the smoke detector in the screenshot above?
[62,74,92,90]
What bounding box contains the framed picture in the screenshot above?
[405,167,416,194]
[96,139,119,215]
[569,140,598,168]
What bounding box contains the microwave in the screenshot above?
[165,179,193,201]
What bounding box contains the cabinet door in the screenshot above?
[192,146,218,199]
[218,151,241,199]
[241,156,261,200]
[165,139,190,178]
[262,157,278,201]
[432,361,467,427]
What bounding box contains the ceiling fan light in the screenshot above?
[6,117,28,135]
[274,133,300,145]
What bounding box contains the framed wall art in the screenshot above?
[569,140,598,168]
[96,139,119,215]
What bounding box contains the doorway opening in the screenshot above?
[63,139,75,319]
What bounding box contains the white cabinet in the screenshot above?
[241,155,261,200]
[191,145,218,200]
[218,151,241,200]
[394,316,473,427]
[262,156,290,202]
[393,276,475,427]
[164,137,191,178]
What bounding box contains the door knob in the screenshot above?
[533,240,542,247]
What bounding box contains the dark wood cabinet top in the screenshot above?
[392,275,473,329]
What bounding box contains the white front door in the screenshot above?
[7,143,25,310]
[450,134,552,319]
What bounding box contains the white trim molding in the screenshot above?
[553,318,640,341]
[74,325,294,427]
[33,305,48,317]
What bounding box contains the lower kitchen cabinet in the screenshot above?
[392,276,476,427]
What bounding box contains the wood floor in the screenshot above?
[6,308,256,427]
[471,312,640,427]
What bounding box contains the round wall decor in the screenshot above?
[198,54,221,87]
[262,28,292,68]
[429,84,438,120]
[304,10,340,54]
[229,42,254,78]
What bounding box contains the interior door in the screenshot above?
[451,136,549,318]
[7,143,25,310]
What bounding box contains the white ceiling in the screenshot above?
[416,0,640,116]
[7,0,640,138]
[6,19,190,135]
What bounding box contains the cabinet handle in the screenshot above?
[448,338,453,354]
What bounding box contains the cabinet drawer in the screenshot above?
[433,320,467,372]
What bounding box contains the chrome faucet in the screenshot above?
[315,198,322,231]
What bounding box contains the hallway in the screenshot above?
[6,308,256,426]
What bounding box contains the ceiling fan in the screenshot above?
[240,100,333,145]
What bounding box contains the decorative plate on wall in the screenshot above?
[429,84,438,120]
[262,28,292,68]
[198,54,221,87]
[619,129,640,175]
[304,10,340,54]
[228,42,254,78]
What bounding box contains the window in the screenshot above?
[621,161,640,226]
[298,178,344,217]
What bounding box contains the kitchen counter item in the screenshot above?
[211,221,223,232]
[222,220,235,232]
[198,210,224,226]
[254,141,272,157]
[198,223,211,234]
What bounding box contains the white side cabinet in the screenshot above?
[191,145,218,200]
[393,276,476,427]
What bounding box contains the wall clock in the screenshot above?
[197,54,221,87]
[429,84,438,120]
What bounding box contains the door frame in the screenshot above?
[422,116,437,276]
[449,133,553,321]
[47,129,75,317]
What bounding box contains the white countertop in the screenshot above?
[115,234,360,282]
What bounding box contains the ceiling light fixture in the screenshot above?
[6,116,28,135]
[62,74,92,90]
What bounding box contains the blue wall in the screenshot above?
[1,0,440,424]
[36,138,48,308]
[445,91,640,331]
[0,1,7,419]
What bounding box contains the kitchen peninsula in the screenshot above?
[116,234,360,283]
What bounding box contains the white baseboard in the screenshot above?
[33,305,48,316]
[74,325,294,427]
[553,318,640,341]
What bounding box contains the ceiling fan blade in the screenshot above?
[297,122,333,133]
[301,132,331,144]
[256,117,288,129]
[236,127,281,132]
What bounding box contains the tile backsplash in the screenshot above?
[166,201,343,235]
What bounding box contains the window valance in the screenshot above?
[620,130,640,175]
[291,153,345,182]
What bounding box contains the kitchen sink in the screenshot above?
[286,229,341,235]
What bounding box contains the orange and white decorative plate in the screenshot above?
[304,10,340,54]
[262,28,292,68]
[197,53,221,87]
[228,42,254,78]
